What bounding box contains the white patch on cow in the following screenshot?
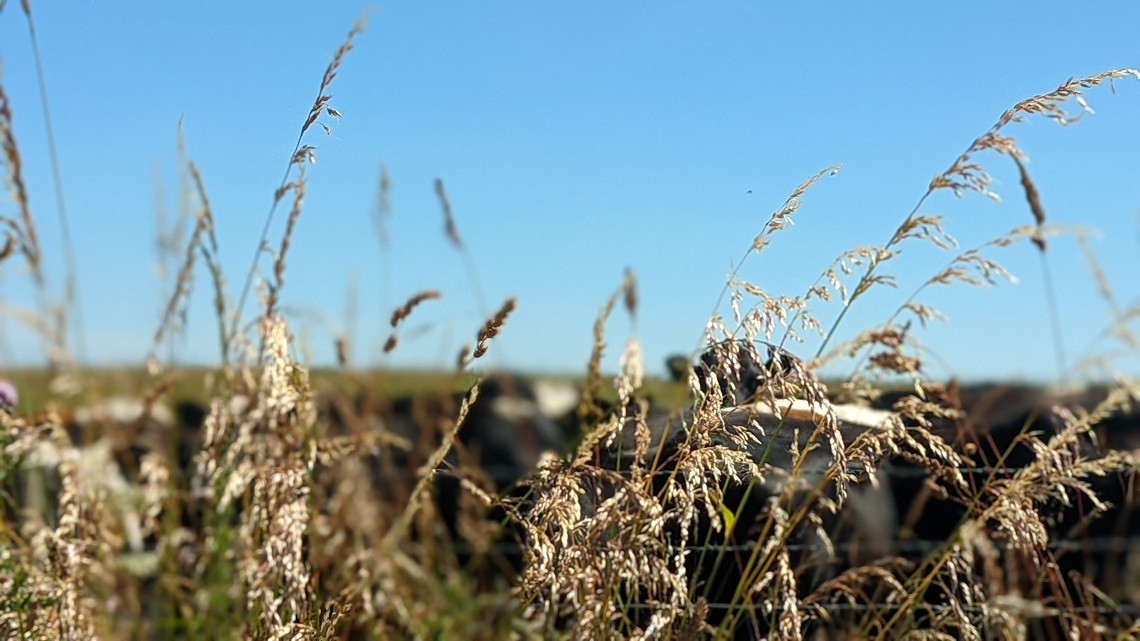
[736,398,896,493]
[75,439,131,494]
[739,398,893,428]
[25,436,146,552]
[74,396,175,428]
[832,404,894,428]
[27,439,131,501]
[532,379,580,419]
[491,396,540,422]
[27,439,67,468]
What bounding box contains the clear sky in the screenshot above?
[1,2,1138,382]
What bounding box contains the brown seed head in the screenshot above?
[390,289,441,328]
[473,296,517,359]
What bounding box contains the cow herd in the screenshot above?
[2,343,1138,638]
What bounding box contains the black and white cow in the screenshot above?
[547,340,1140,637]
[10,394,182,554]
[312,371,581,576]
[542,341,899,638]
[870,381,1140,635]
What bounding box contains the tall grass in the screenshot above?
[0,6,1139,640]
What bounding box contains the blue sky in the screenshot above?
[1,2,1138,382]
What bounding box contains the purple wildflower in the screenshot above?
[0,380,17,409]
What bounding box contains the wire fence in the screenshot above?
[619,601,1140,617]
[430,460,1139,483]
[501,530,1140,625]
[432,455,1140,628]
[448,536,1140,565]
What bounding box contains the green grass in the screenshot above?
[0,367,693,414]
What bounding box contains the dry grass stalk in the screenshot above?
[752,164,842,253]
[150,160,216,358]
[614,337,647,479]
[1011,156,1047,252]
[1072,233,1140,377]
[455,344,471,370]
[622,267,638,321]
[389,289,442,327]
[232,13,368,348]
[35,459,101,640]
[470,296,517,361]
[0,82,41,286]
[815,225,1058,382]
[339,270,358,369]
[383,334,399,354]
[304,14,365,139]
[577,274,643,430]
[0,410,104,640]
[0,79,72,371]
[146,123,231,374]
[517,459,691,637]
[196,315,331,639]
[815,69,1139,361]
[700,164,841,361]
[435,177,462,250]
[264,166,308,328]
[867,389,1139,638]
[433,177,491,318]
[334,335,350,368]
[379,381,480,555]
[0,233,14,262]
[17,0,85,367]
[372,163,391,248]
[152,121,191,297]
